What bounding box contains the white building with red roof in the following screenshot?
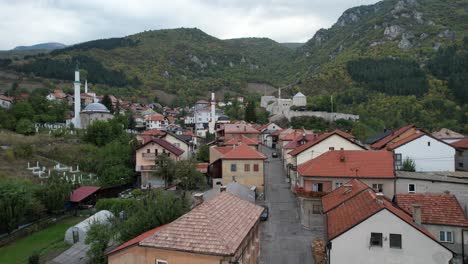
[323,180,453,264]
[145,113,168,130]
[453,138,468,171]
[0,95,14,109]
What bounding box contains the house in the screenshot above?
[46,89,67,102]
[369,125,418,150]
[162,131,192,159]
[216,123,260,143]
[80,102,114,129]
[257,122,282,148]
[395,193,468,263]
[282,133,319,170]
[107,192,263,264]
[292,92,306,107]
[203,181,256,203]
[277,129,312,155]
[224,135,260,149]
[0,95,13,109]
[135,138,185,189]
[395,170,468,219]
[296,150,395,198]
[288,130,366,186]
[432,128,465,143]
[453,138,468,171]
[209,144,267,193]
[136,129,166,144]
[323,182,453,264]
[386,131,456,172]
[145,114,168,130]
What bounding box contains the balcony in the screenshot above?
[142,153,156,160]
[136,165,157,171]
[293,186,327,198]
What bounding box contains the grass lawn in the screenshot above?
[0,216,86,264]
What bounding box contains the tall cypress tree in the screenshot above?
[244,100,257,123]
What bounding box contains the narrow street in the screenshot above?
[259,146,322,264]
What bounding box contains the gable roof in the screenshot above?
[70,186,100,202]
[137,138,185,156]
[452,137,468,149]
[395,193,468,227]
[322,179,370,213]
[289,130,361,156]
[386,132,424,150]
[432,128,464,140]
[140,192,263,256]
[141,129,166,137]
[284,133,319,150]
[280,129,312,141]
[221,124,260,134]
[164,131,191,144]
[108,224,168,255]
[224,135,259,146]
[370,124,416,149]
[0,95,14,102]
[297,150,394,178]
[326,188,442,248]
[145,114,165,121]
[221,144,266,160]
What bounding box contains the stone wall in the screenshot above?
[270,111,359,122]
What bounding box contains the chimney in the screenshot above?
[193,193,204,205]
[220,185,227,192]
[339,150,345,162]
[412,204,422,225]
[343,183,352,194]
[375,192,384,204]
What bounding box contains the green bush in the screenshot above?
[15,118,35,135]
[13,143,34,158]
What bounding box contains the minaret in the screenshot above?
[85,79,88,94]
[208,92,216,134]
[73,65,81,129]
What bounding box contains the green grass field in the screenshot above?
[0,216,86,264]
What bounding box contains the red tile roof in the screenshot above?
[213,146,234,155]
[141,129,166,137]
[284,133,319,149]
[289,130,360,156]
[108,224,168,255]
[371,124,415,149]
[326,188,438,244]
[221,144,266,160]
[137,138,185,156]
[224,135,259,146]
[256,122,272,132]
[70,186,100,202]
[386,132,424,150]
[452,137,468,149]
[140,192,263,256]
[222,124,260,134]
[432,128,464,140]
[145,114,165,122]
[280,129,311,141]
[297,150,394,178]
[0,95,13,102]
[196,163,209,173]
[322,179,370,213]
[395,193,468,227]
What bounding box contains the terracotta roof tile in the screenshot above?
[0,95,14,102]
[109,224,168,255]
[222,124,260,134]
[452,137,468,149]
[395,193,468,227]
[142,129,166,137]
[385,132,424,150]
[140,192,263,256]
[137,138,184,156]
[297,150,394,178]
[145,114,165,121]
[322,179,370,213]
[224,135,259,146]
[221,144,266,160]
[213,146,234,155]
[432,128,465,140]
[289,130,360,156]
[70,186,100,202]
[371,124,415,149]
[284,133,320,149]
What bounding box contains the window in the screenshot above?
[155,149,158,155]
[395,153,402,167]
[231,164,237,172]
[312,183,323,192]
[156,260,168,264]
[253,164,259,172]
[244,164,250,172]
[146,149,150,153]
[335,182,343,189]
[427,141,431,146]
[408,184,415,193]
[312,204,322,214]
[329,147,335,150]
[372,184,383,192]
[459,162,464,168]
[440,231,454,243]
[390,234,402,249]
[370,233,383,247]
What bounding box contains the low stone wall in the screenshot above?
[270,111,359,122]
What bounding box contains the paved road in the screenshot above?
[259,146,322,264]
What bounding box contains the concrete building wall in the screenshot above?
[222,159,264,193]
[330,210,453,264]
[394,135,455,172]
[163,134,189,160]
[395,178,468,215]
[298,197,323,230]
[270,111,359,123]
[295,135,365,166]
[455,149,468,171]
[424,224,467,264]
[292,95,306,107]
[80,112,113,129]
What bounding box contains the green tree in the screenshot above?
[15,118,35,135]
[175,160,206,191]
[101,95,113,113]
[153,154,176,188]
[37,173,73,213]
[96,137,135,186]
[0,180,32,233]
[244,100,257,123]
[196,144,209,162]
[401,158,416,172]
[85,222,113,264]
[12,102,34,120]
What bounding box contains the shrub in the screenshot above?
[15,118,35,135]
[13,143,34,158]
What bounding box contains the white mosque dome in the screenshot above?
[82,103,110,113]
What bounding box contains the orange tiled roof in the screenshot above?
[432,128,464,140]
[142,129,166,137]
[222,124,260,134]
[297,150,394,178]
[145,114,165,121]
[224,135,259,146]
[280,129,313,141]
[386,132,424,150]
[371,124,415,149]
[395,193,468,227]
[452,138,468,149]
[213,146,234,155]
[221,144,266,160]
[322,179,370,213]
[0,95,13,102]
[284,133,319,149]
[140,192,263,256]
[289,130,359,156]
[326,188,437,243]
[108,224,168,255]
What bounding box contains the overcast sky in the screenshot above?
[0,0,380,50]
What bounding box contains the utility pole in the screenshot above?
[331,95,334,113]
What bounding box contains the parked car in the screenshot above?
[271,152,278,158]
[260,205,269,221]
